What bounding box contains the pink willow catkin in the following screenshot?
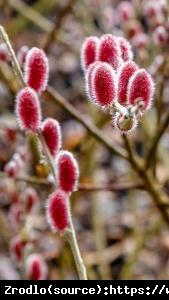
[12,45,80,278]
[81,33,155,133]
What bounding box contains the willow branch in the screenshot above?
[0,171,143,192]
[6,0,54,33]
[1,24,169,229]
[62,221,87,280]
[0,25,24,86]
[44,0,76,51]
[6,0,78,55]
[123,135,169,226]
[145,108,169,169]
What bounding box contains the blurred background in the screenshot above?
[0,0,169,280]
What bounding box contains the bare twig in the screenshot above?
[145,109,169,169]
[123,135,169,226]
[0,25,24,86]
[62,221,87,280]
[44,0,76,51]
[6,0,78,55]
[0,171,143,192]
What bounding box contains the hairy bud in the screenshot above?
[81,36,99,71]
[117,37,133,62]
[46,189,69,232]
[5,161,19,177]
[24,47,49,93]
[9,203,22,227]
[42,118,62,157]
[25,187,38,213]
[117,61,138,106]
[56,151,79,193]
[25,254,47,280]
[144,1,161,19]
[153,26,168,46]
[16,87,41,132]
[87,62,117,108]
[132,33,149,49]
[117,1,135,22]
[85,61,100,100]
[11,235,25,263]
[98,34,121,70]
[127,69,155,111]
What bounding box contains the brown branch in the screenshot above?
[6,0,78,55]
[84,240,126,267]
[79,182,143,192]
[6,0,54,33]
[44,0,76,52]
[145,108,169,169]
[0,171,143,192]
[123,135,169,226]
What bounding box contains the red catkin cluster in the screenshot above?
[81,34,155,132]
[10,44,79,274]
[15,46,49,132]
[46,143,79,232]
[41,118,79,233]
[16,46,79,233]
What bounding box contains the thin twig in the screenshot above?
[6,0,78,55]
[7,0,53,32]
[44,0,76,51]
[145,108,169,169]
[38,130,57,181]
[0,25,24,86]
[63,221,87,280]
[123,135,169,226]
[0,171,143,192]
